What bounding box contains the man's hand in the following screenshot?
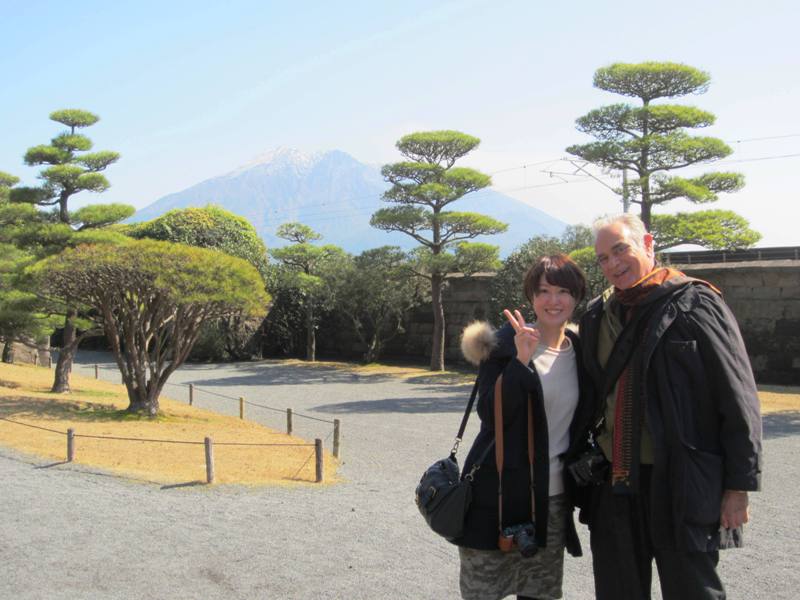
[720,490,749,529]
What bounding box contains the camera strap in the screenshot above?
[494,373,536,532]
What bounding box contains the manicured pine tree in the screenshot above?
[371,131,506,371]
[10,109,132,392]
[567,62,759,248]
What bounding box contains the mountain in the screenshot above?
[131,148,567,255]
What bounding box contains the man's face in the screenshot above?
[594,222,655,290]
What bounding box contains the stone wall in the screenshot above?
[0,338,51,366]
[381,273,497,364]
[679,260,800,385]
[316,273,497,365]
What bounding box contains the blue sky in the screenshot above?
[2,0,798,245]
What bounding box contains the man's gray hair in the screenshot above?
[592,213,648,250]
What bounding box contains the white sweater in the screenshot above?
[531,337,579,496]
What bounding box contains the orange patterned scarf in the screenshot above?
[615,267,689,307]
[609,267,700,492]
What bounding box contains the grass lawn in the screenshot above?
[753,385,800,414]
[0,363,339,486]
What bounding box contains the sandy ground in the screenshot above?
[0,352,798,599]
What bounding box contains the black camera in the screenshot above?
[567,440,609,487]
[498,522,537,557]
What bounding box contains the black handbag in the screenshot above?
[415,377,490,540]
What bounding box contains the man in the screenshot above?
[578,213,762,600]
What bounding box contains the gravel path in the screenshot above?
[1,353,798,599]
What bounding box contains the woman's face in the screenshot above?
[532,275,576,329]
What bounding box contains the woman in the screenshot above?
[456,254,594,600]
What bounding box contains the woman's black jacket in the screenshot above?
[453,323,595,555]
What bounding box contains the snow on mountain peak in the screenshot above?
[228,147,323,177]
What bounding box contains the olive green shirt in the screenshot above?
[595,287,654,465]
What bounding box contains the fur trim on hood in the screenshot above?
[460,321,497,366]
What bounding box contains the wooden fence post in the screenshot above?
[67,428,75,462]
[315,438,323,483]
[286,408,293,435]
[333,419,340,459]
[204,437,214,484]
[239,397,245,420]
[189,384,194,406]
[94,364,99,379]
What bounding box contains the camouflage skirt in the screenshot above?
[458,494,567,600]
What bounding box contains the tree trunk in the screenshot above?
[429,273,445,371]
[58,192,70,224]
[305,301,316,362]
[51,309,78,393]
[640,175,652,230]
[124,378,161,417]
[1,341,14,364]
[639,100,652,230]
[364,335,381,364]
[147,388,161,417]
[126,382,147,413]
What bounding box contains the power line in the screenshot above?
[487,158,564,175]
[260,148,800,226]
[562,159,618,192]
[717,152,800,164]
[485,136,800,178]
[727,134,800,144]
[491,178,600,194]
[256,177,612,223]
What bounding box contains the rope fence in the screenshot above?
[70,362,342,459]
[0,416,325,484]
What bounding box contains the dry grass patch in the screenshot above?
[0,363,339,486]
[758,385,800,414]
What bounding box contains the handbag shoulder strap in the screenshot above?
[449,376,480,459]
[494,371,535,531]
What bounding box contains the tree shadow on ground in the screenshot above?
[186,362,470,389]
[404,373,474,385]
[763,411,800,439]
[0,395,164,423]
[185,362,395,388]
[0,447,189,488]
[312,388,475,414]
[189,371,372,388]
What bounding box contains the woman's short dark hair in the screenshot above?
[523,254,587,303]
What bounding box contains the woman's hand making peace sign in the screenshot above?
[503,308,540,366]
